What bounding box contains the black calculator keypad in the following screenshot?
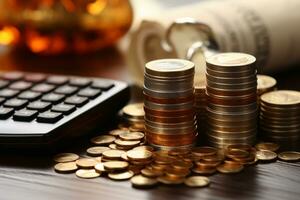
[0,72,116,124]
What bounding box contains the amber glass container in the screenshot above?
[0,0,133,55]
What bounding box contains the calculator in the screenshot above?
[0,71,130,150]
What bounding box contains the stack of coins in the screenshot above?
[257,74,277,96]
[194,83,207,137]
[122,103,145,131]
[143,59,197,150]
[205,52,258,148]
[259,90,300,147]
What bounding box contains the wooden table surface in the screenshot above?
[0,47,299,200]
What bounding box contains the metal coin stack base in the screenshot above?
[205,52,258,148]
[260,90,300,148]
[143,59,197,150]
[194,84,207,138]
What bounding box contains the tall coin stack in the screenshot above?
[259,90,300,148]
[143,59,197,150]
[205,52,258,148]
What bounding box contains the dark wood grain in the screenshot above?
[0,45,300,200]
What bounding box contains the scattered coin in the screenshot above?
[157,175,185,185]
[76,169,100,179]
[131,175,158,188]
[54,162,78,173]
[109,129,129,136]
[192,166,216,175]
[217,163,244,174]
[127,150,153,161]
[278,151,300,162]
[76,158,98,168]
[255,143,280,152]
[256,150,277,162]
[53,153,79,163]
[184,176,210,188]
[133,145,154,152]
[102,149,126,160]
[94,163,106,173]
[91,135,116,145]
[141,168,164,178]
[108,170,134,180]
[119,131,145,141]
[87,146,110,156]
[103,161,129,171]
[192,147,217,157]
[114,139,141,147]
[109,143,117,149]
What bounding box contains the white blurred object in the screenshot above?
[127,0,300,86]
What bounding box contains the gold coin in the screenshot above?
[76,158,98,168]
[256,150,277,161]
[184,176,210,188]
[165,168,190,178]
[217,163,244,174]
[103,161,129,171]
[109,143,117,149]
[131,175,158,188]
[133,145,154,152]
[192,166,216,175]
[257,75,277,90]
[54,162,78,173]
[261,90,300,106]
[119,131,145,141]
[129,126,145,132]
[53,153,79,163]
[195,160,221,168]
[157,175,185,185]
[122,103,145,118]
[102,149,126,160]
[91,135,116,145]
[255,143,280,152]
[76,169,100,179]
[129,165,144,175]
[278,151,300,162]
[109,129,129,136]
[141,168,164,178]
[127,150,153,161]
[108,170,134,180]
[227,144,252,152]
[192,147,217,157]
[121,152,129,161]
[172,161,193,170]
[94,163,106,173]
[86,146,110,156]
[226,149,249,159]
[114,139,140,147]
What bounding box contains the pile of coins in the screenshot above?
[194,83,207,136]
[143,59,197,150]
[122,103,145,131]
[53,103,300,189]
[259,90,300,147]
[257,75,277,96]
[205,52,258,148]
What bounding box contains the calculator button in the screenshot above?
[54,85,78,95]
[1,72,23,81]
[0,107,14,119]
[69,78,91,87]
[9,81,33,91]
[18,91,42,101]
[78,88,101,99]
[37,111,63,123]
[91,80,114,91]
[0,89,19,98]
[47,76,68,85]
[51,104,76,115]
[24,73,46,83]
[4,99,28,110]
[65,96,88,107]
[13,109,38,122]
[31,83,55,93]
[0,80,9,89]
[41,93,65,104]
[27,101,51,112]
